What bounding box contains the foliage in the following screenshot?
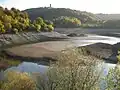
[0,20,5,33]
[53,16,81,28]
[0,71,37,90]
[117,50,120,62]
[25,7,99,24]
[33,17,44,25]
[34,48,101,90]
[47,24,54,32]
[0,6,54,34]
[34,24,41,32]
[33,17,54,32]
[105,66,120,90]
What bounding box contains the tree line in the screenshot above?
[0,6,54,34]
[53,16,81,28]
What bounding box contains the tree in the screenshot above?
[4,23,12,32]
[2,15,12,23]
[34,24,41,32]
[53,16,81,28]
[34,17,44,25]
[47,24,54,32]
[0,21,5,33]
[35,48,101,90]
[0,6,54,33]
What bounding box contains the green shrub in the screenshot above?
[47,24,54,32]
[34,24,41,32]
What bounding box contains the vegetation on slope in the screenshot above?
[102,20,120,28]
[25,7,120,28]
[96,14,120,20]
[0,6,54,34]
[25,7,100,24]
[53,16,81,28]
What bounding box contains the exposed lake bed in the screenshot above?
[3,34,120,63]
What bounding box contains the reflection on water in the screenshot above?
[6,61,116,76]
[5,62,48,74]
[98,62,116,90]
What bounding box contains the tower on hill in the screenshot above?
[50,4,51,8]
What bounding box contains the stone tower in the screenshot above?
[50,4,51,8]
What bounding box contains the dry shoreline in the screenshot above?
[3,34,120,64]
[1,28,120,64]
[0,32,69,50]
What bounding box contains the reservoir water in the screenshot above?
[5,34,120,74]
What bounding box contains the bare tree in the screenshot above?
[35,48,102,90]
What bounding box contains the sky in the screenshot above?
[0,0,120,14]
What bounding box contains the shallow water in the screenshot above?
[72,35,120,47]
[98,62,116,90]
[6,62,48,74]
[6,61,116,75]
[5,35,120,74]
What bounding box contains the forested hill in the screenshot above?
[24,7,100,23]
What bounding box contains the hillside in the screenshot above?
[96,14,120,20]
[24,7,100,24]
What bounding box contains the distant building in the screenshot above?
[50,4,52,8]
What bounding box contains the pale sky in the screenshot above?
[0,0,120,14]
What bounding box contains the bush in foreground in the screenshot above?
[0,71,37,90]
[104,65,120,90]
[34,48,102,90]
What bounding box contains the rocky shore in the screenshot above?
[82,43,119,63]
[0,32,68,49]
